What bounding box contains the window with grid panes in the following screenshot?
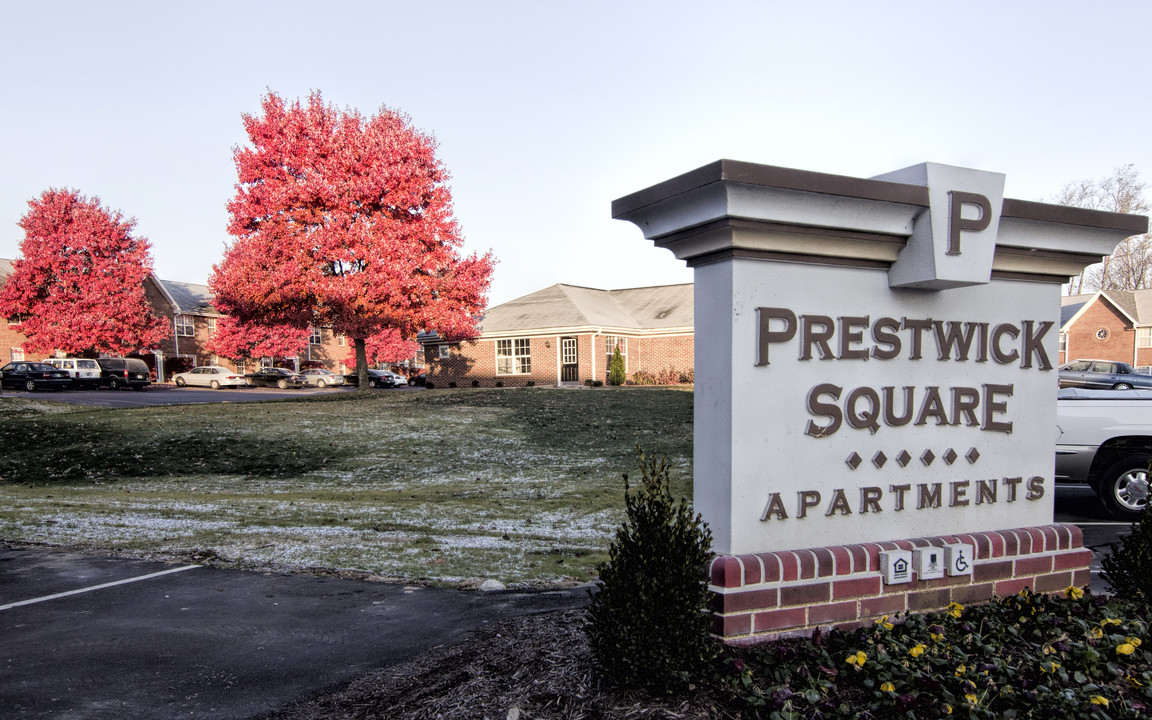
[174,315,194,337]
[1138,327,1152,348]
[496,338,531,374]
[605,336,627,372]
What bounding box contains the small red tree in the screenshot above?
[205,316,310,364]
[0,189,168,356]
[210,91,494,388]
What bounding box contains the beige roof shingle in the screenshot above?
[477,283,693,334]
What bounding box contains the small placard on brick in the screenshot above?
[944,544,975,576]
[913,547,946,580]
[879,550,913,585]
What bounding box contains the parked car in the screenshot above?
[299,368,345,388]
[44,357,102,388]
[96,357,152,390]
[1058,359,1152,390]
[407,372,426,387]
[172,366,249,389]
[0,361,72,391]
[343,368,396,388]
[1056,388,1152,519]
[381,370,408,387]
[244,367,306,389]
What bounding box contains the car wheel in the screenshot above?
[108,377,120,391]
[1096,454,1152,521]
[316,379,326,388]
[368,379,378,388]
[24,379,36,391]
[210,380,220,389]
[175,377,186,387]
[1113,383,1133,390]
[277,379,288,389]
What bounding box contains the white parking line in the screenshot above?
[0,564,201,611]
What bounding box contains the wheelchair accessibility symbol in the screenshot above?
[946,544,974,576]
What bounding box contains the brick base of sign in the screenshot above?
[708,523,1092,644]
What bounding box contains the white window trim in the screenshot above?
[174,315,194,337]
[207,317,216,336]
[439,344,451,359]
[1137,327,1152,349]
[605,336,628,373]
[495,338,531,375]
[309,327,322,346]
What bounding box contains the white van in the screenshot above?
[45,357,102,388]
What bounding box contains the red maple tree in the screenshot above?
[205,316,311,364]
[345,328,418,369]
[210,91,494,387]
[0,189,169,356]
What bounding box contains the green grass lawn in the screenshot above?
[0,387,693,586]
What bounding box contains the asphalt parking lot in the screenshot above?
[0,547,587,719]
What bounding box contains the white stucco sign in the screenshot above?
[614,160,1147,555]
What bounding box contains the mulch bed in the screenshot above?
[263,609,742,720]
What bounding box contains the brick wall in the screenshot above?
[0,322,46,363]
[426,331,695,388]
[1064,298,1134,365]
[709,523,1091,643]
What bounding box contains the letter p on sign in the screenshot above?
[947,191,992,256]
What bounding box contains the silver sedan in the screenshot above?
[299,368,346,388]
[172,366,249,389]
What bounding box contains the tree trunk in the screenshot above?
[355,337,370,391]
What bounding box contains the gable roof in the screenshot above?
[154,278,218,316]
[476,283,693,335]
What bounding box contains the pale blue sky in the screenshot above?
[2,1,1149,306]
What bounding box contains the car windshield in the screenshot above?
[29,363,57,371]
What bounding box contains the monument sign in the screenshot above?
[613,161,1147,640]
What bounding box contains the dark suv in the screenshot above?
[97,357,152,390]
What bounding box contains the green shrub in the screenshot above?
[471,380,479,388]
[592,380,603,387]
[608,345,626,386]
[425,381,435,389]
[586,450,716,690]
[1103,505,1152,606]
[495,380,503,388]
[630,370,656,386]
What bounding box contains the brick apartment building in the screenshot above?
[1060,289,1152,368]
[422,283,694,388]
[1,258,378,380]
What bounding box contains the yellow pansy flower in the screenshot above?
[930,631,944,642]
[846,651,867,667]
[1066,586,1085,599]
[1090,627,1103,639]
[1101,618,1122,627]
[909,643,926,658]
[881,682,895,692]
[943,704,952,715]
[965,693,979,705]
[1117,643,1136,656]
[874,615,893,630]
[1090,696,1109,707]
[955,664,966,676]
[1128,637,1142,648]
[1128,675,1144,688]
[947,602,964,618]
